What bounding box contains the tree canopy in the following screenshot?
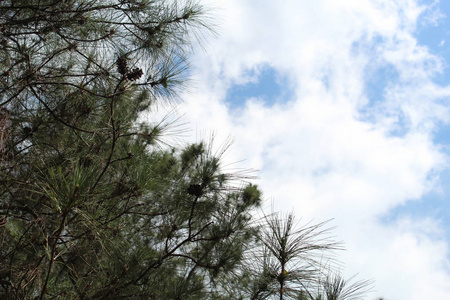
[0,0,371,299]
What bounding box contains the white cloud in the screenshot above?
[178,0,450,298]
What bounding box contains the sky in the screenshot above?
[173,0,450,299]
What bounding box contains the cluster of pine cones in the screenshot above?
[116,56,143,81]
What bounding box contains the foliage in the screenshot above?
[0,0,371,299]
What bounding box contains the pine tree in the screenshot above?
[0,0,260,298]
[0,0,372,299]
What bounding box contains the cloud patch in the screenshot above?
[178,0,450,298]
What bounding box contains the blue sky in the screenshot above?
[404,0,450,236]
[225,66,292,107]
[174,0,450,298]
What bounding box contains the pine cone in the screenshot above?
[116,56,128,75]
[187,184,203,197]
[126,68,143,81]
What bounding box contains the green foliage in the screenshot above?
[0,0,372,299]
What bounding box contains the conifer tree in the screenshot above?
[0,0,371,299]
[0,0,259,298]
